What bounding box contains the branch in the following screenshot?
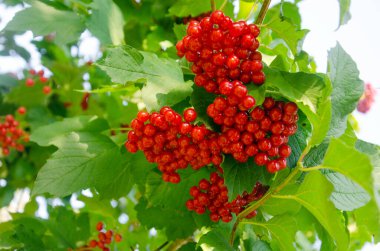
[300,165,324,172]
[167,237,193,251]
[211,0,216,11]
[154,241,169,251]
[229,164,301,244]
[255,0,272,25]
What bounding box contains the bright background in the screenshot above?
[0,0,379,249]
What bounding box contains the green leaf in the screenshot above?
[3,1,85,45]
[197,228,235,251]
[96,45,193,111]
[190,86,218,130]
[287,118,309,168]
[251,240,272,251]
[321,138,374,197]
[135,198,197,240]
[265,67,331,146]
[46,207,90,248]
[303,141,329,167]
[86,0,125,45]
[137,168,211,240]
[145,168,209,210]
[173,24,187,41]
[324,172,370,211]
[263,8,309,55]
[32,131,122,197]
[222,155,270,201]
[30,116,108,146]
[168,0,210,17]
[0,74,18,90]
[249,214,298,251]
[5,82,48,107]
[354,140,380,241]
[337,0,351,28]
[261,184,301,216]
[264,68,325,115]
[247,84,266,106]
[354,200,380,242]
[327,43,363,137]
[30,116,130,197]
[275,171,349,250]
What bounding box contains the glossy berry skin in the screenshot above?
[254,152,268,166]
[176,11,266,95]
[184,108,197,122]
[0,115,28,156]
[186,171,268,223]
[125,107,222,183]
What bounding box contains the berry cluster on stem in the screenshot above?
[25,69,52,95]
[0,115,29,157]
[176,10,265,95]
[125,107,223,183]
[186,170,268,222]
[69,222,122,251]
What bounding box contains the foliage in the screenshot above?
[0,0,379,251]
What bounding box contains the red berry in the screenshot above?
[266,160,280,173]
[242,96,255,109]
[279,144,292,158]
[25,78,34,87]
[89,240,97,247]
[251,107,265,121]
[96,222,104,231]
[115,234,122,242]
[43,86,51,95]
[254,153,268,166]
[258,139,272,152]
[39,76,48,83]
[17,107,26,115]
[284,102,298,115]
[226,55,240,69]
[210,10,225,25]
[184,108,197,122]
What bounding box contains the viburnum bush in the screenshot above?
[0,0,379,250]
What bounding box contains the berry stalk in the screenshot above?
[255,0,272,25]
[211,0,216,11]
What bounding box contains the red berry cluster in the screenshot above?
[186,171,268,222]
[125,107,223,183]
[0,115,29,156]
[357,82,377,113]
[176,10,265,95]
[25,69,52,95]
[210,97,298,173]
[71,222,122,251]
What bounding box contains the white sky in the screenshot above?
[296,0,380,145]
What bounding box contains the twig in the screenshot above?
[211,0,216,11]
[229,164,302,244]
[154,241,169,251]
[255,0,272,25]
